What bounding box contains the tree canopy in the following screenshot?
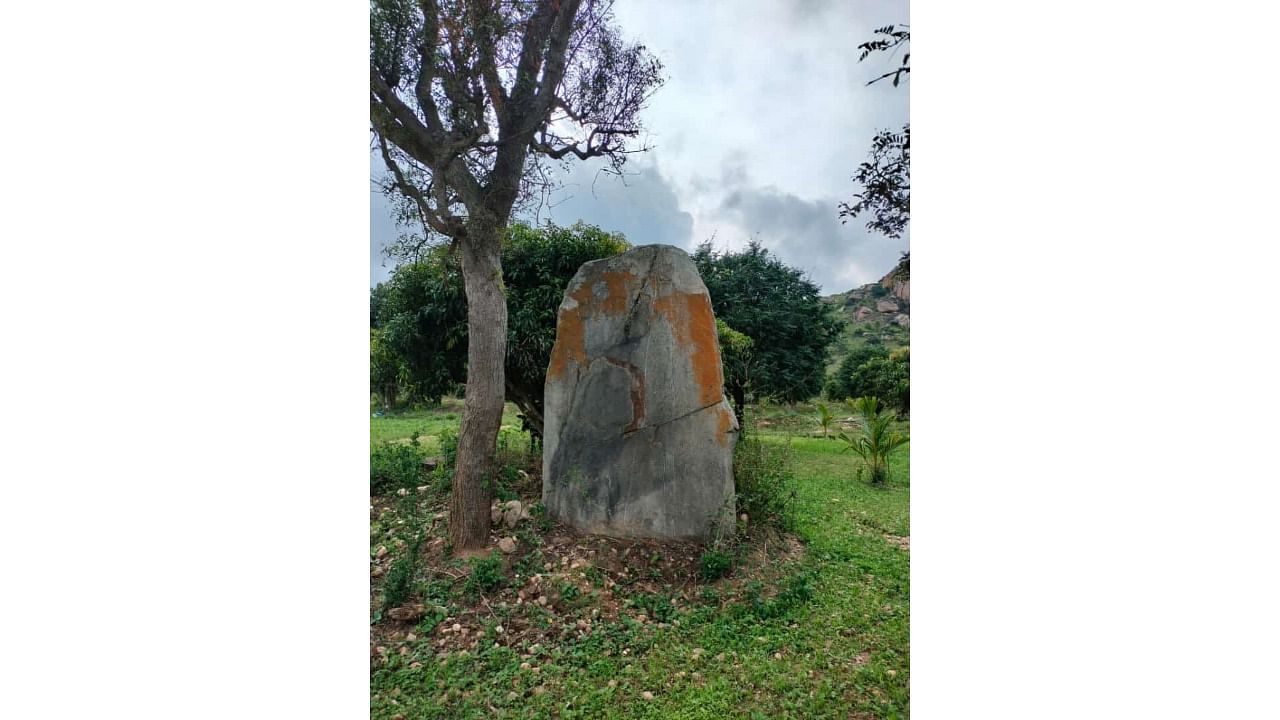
[826,345,910,416]
[370,0,664,550]
[693,241,841,406]
[370,221,628,434]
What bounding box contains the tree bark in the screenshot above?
[450,217,507,551]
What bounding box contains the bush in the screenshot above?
[743,569,816,619]
[734,435,798,531]
[839,396,909,485]
[629,592,676,621]
[464,553,505,598]
[380,532,425,614]
[370,437,426,495]
[826,344,909,416]
[699,549,734,581]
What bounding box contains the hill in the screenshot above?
[822,255,910,371]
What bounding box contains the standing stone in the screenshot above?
[543,245,737,540]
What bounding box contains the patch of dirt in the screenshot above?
[883,534,909,551]
[369,487,807,665]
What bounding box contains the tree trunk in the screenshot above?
[450,220,507,552]
[505,377,545,441]
[730,383,746,428]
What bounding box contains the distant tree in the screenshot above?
[715,318,754,425]
[370,221,627,434]
[371,0,664,550]
[826,345,909,416]
[841,24,910,239]
[371,254,469,405]
[370,327,405,409]
[694,241,842,405]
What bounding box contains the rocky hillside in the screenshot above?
[823,255,910,369]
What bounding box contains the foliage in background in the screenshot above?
[840,396,909,485]
[816,402,836,439]
[695,241,841,405]
[370,328,406,410]
[370,222,627,431]
[370,435,428,495]
[715,318,754,424]
[370,255,467,406]
[826,344,910,416]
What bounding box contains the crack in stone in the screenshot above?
[622,249,660,338]
[622,399,722,437]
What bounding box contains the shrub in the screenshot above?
[698,549,734,581]
[826,344,909,415]
[816,402,836,439]
[463,553,505,598]
[370,437,426,495]
[630,592,676,622]
[380,532,425,614]
[839,396,910,485]
[734,435,798,531]
[743,569,816,619]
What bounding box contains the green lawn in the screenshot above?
[370,404,909,719]
[371,400,531,452]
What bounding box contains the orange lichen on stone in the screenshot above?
[548,270,636,380]
[547,306,586,380]
[716,404,734,447]
[567,270,634,314]
[654,291,723,406]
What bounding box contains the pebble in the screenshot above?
[641,691,654,701]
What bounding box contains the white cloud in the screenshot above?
[370,0,910,292]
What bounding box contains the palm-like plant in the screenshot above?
[839,396,909,484]
[816,402,836,439]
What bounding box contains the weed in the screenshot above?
[370,439,426,495]
[734,435,799,531]
[699,548,734,581]
[559,582,582,604]
[629,592,676,622]
[463,552,505,598]
[380,531,425,613]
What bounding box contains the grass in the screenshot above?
[371,399,532,454]
[370,402,909,719]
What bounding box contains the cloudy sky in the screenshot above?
[370,0,910,293]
